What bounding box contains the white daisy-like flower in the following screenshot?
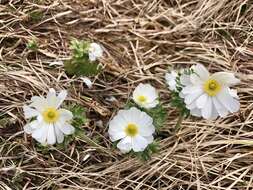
[165,70,178,91]
[88,42,103,61]
[108,107,155,153]
[133,83,159,109]
[180,64,240,119]
[23,88,75,145]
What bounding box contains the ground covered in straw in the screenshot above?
[1,0,253,189]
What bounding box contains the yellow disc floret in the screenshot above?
[137,95,147,103]
[203,79,221,96]
[42,107,59,123]
[125,123,138,137]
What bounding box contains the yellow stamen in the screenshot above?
[137,95,147,103]
[203,79,221,96]
[42,107,59,123]
[125,123,138,137]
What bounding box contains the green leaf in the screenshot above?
[64,57,102,77]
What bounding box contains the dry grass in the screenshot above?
[1,0,253,189]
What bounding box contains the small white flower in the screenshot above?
[88,43,103,61]
[133,83,159,109]
[180,64,240,119]
[165,71,178,91]
[108,107,155,153]
[23,88,75,145]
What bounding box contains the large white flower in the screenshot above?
[165,70,178,91]
[23,88,75,145]
[133,83,159,109]
[108,107,155,153]
[180,64,240,119]
[88,42,103,61]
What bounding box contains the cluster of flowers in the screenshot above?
[23,43,240,156]
[165,64,240,119]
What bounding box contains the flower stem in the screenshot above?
[175,113,184,132]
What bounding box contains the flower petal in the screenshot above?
[217,88,240,113]
[24,120,40,134]
[117,136,132,153]
[57,122,75,135]
[211,72,240,86]
[32,124,48,144]
[55,125,64,143]
[212,97,229,117]
[56,90,67,108]
[23,105,40,119]
[59,109,73,122]
[47,124,56,145]
[109,131,126,142]
[132,135,149,152]
[201,96,212,119]
[196,93,208,109]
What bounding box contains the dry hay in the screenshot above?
[1,0,253,189]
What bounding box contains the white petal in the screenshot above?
[23,106,39,119]
[56,90,67,108]
[32,124,48,144]
[144,135,154,144]
[211,72,240,86]
[57,122,75,135]
[47,124,56,145]
[117,136,132,153]
[201,96,212,119]
[184,89,203,105]
[180,74,192,86]
[109,131,126,142]
[108,113,127,133]
[46,88,58,108]
[55,125,64,143]
[190,108,202,117]
[24,120,40,134]
[59,109,73,122]
[30,96,47,112]
[229,89,239,99]
[88,53,96,61]
[144,100,159,108]
[132,135,149,152]
[217,88,240,113]
[193,64,209,80]
[212,97,229,117]
[196,94,208,109]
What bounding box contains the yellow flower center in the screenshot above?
[137,95,147,103]
[203,79,221,96]
[42,107,59,123]
[125,123,138,137]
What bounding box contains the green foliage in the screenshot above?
[64,39,102,77]
[29,10,43,22]
[145,103,167,130]
[64,58,102,77]
[134,141,159,161]
[68,104,87,129]
[170,91,189,117]
[70,39,90,59]
[26,39,38,51]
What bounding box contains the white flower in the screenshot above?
[165,70,178,91]
[88,43,103,61]
[23,88,75,145]
[133,83,159,109]
[180,64,240,119]
[108,107,155,153]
